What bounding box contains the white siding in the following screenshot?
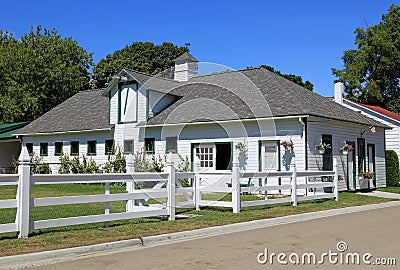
[109,87,118,125]
[148,91,177,117]
[139,118,305,173]
[307,117,386,190]
[22,131,114,173]
[343,100,400,163]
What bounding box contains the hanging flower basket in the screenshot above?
[315,142,330,155]
[281,140,294,152]
[340,144,353,155]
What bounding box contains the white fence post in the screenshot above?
[232,148,241,213]
[333,158,339,201]
[194,156,201,210]
[166,153,176,221]
[17,146,31,238]
[104,182,110,228]
[126,154,135,212]
[291,157,298,206]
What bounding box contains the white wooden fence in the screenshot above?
[0,149,338,239]
[195,156,339,213]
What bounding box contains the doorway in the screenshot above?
[347,142,356,191]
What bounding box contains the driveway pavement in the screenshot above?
[26,205,399,270]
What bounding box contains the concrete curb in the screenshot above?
[1,200,400,269]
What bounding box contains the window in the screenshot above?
[124,140,134,154]
[118,82,138,123]
[40,143,48,156]
[195,145,214,168]
[261,141,279,171]
[26,143,33,155]
[70,141,79,156]
[87,141,97,156]
[105,140,115,155]
[322,134,333,171]
[145,138,155,154]
[55,142,63,156]
[166,137,177,153]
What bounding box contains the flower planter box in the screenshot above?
[341,150,348,155]
[358,177,369,189]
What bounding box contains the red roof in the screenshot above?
[357,103,400,122]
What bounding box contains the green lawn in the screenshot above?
[0,184,395,257]
[377,186,400,194]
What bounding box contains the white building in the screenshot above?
[16,53,389,190]
[334,82,400,168]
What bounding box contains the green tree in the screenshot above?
[332,4,400,112]
[0,26,93,123]
[92,42,188,88]
[249,65,314,90]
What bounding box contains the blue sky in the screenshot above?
[1,0,398,96]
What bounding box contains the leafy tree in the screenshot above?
[92,42,188,88]
[249,65,314,90]
[0,26,93,123]
[332,4,400,112]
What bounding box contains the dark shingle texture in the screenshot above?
[124,68,181,95]
[17,89,112,135]
[174,52,198,62]
[146,68,386,128]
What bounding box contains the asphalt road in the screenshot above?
[29,206,400,270]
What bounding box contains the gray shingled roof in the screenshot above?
[174,52,198,62]
[145,67,386,128]
[124,68,182,94]
[16,89,113,135]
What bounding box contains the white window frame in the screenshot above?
[261,141,279,171]
[194,144,216,171]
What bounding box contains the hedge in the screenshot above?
[385,150,400,187]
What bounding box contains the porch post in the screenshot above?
[194,156,201,210]
[126,154,135,212]
[232,148,241,213]
[166,153,176,221]
[333,158,339,201]
[17,146,31,238]
[291,157,298,206]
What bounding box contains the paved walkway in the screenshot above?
[357,190,400,199]
[26,205,400,269]
[2,201,399,270]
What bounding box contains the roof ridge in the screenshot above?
[123,67,181,83]
[190,66,264,80]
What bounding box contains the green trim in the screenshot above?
[123,140,134,154]
[346,141,356,190]
[144,137,155,154]
[322,134,333,171]
[26,143,33,154]
[117,82,139,124]
[54,142,63,156]
[146,89,149,120]
[166,136,178,154]
[105,139,115,155]
[87,141,97,156]
[40,143,48,156]
[190,143,196,171]
[357,138,366,173]
[304,118,308,170]
[258,140,281,186]
[108,93,111,125]
[367,143,376,188]
[70,141,79,156]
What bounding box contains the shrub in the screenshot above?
[58,154,101,174]
[385,150,400,187]
[13,153,51,174]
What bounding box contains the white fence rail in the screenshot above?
[0,149,338,239]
